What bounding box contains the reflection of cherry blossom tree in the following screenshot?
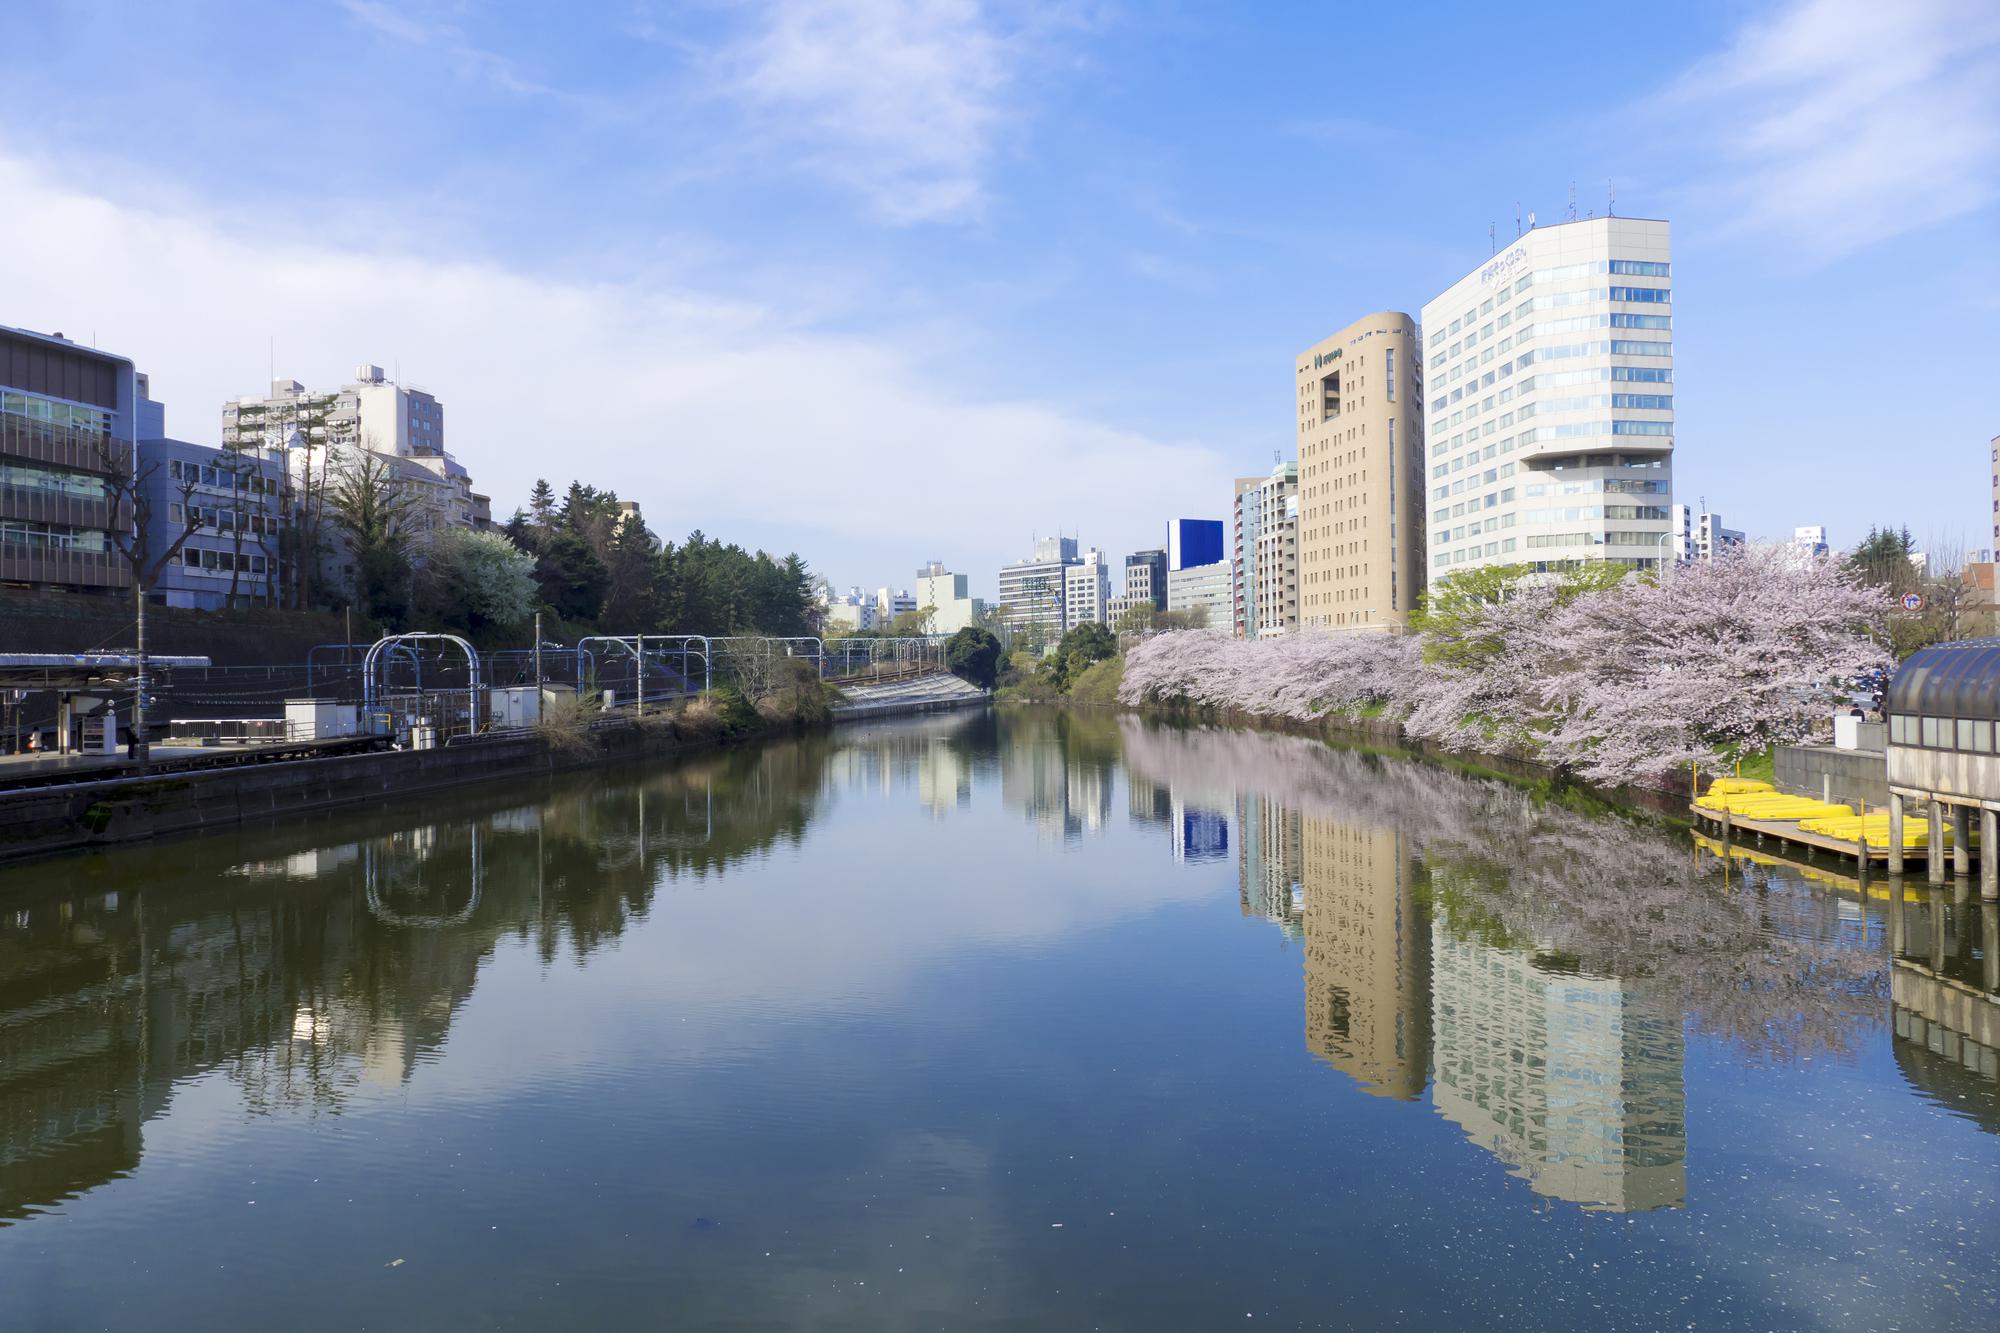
[1119,546,1892,786]
[1118,718,1888,1061]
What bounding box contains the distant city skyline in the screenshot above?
[3,1,1994,597]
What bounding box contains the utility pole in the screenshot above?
[533,610,543,690]
[133,579,148,764]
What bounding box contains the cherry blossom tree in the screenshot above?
[1119,545,1892,788]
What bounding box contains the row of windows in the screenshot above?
[1893,714,2000,752]
[0,519,111,553]
[167,503,281,536]
[0,461,110,503]
[1431,260,1670,342]
[174,547,271,574]
[0,391,112,436]
[1612,393,1673,409]
[1607,286,1670,303]
[166,458,279,494]
[1523,530,1665,550]
[1523,505,1670,523]
[1523,477,1671,497]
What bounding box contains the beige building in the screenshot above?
[1990,433,1999,552]
[1295,313,1426,631]
[1300,817,1430,1099]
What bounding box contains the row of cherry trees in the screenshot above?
[1118,546,1894,786]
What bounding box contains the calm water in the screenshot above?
[1,709,1995,1330]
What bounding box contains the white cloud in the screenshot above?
[0,153,1226,588]
[1665,0,2000,258]
[717,0,1037,223]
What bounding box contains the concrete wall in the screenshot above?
[1776,744,1891,809]
[0,587,356,665]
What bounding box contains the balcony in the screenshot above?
[0,544,129,591]
[0,484,118,531]
[1,416,128,481]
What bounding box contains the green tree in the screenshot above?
[1849,526,1918,591]
[527,479,558,533]
[329,449,422,627]
[945,627,1003,690]
[888,606,936,637]
[420,528,537,632]
[1042,621,1117,690]
[1413,561,1629,668]
[1114,603,1156,635]
[535,526,611,622]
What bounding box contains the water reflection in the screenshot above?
[0,707,1992,1253]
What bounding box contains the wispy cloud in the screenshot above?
[713,0,1063,224]
[1663,0,2000,259]
[338,0,576,100]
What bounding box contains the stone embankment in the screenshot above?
[0,681,991,864]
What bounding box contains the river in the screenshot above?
[1,708,1994,1329]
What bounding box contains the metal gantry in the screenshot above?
[362,633,483,740]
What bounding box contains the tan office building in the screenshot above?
[1295,312,1425,632]
[1300,816,1430,1099]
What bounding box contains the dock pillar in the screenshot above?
[1931,889,1948,971]
[1823,774,1833,804]
[1984,807,1999,901]
[1953,805,1972,879]
[1888,794,1905,876]
[1928,803,1946,885]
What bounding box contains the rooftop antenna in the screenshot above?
[1567,181,1577,223]
[1607,177,1616,217]
[1489,221,1496,254]
[1514,202,1522,238]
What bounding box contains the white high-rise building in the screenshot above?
[1670,505,1744,563]
[1422,217,1674,590]
[1063,548,1111,630]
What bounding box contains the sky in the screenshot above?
[3,0,1997,597]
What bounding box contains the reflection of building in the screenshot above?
[1429,919,1687,1211]
[1127,773,1173,828]
[1891,898,1999,1133]
[1235,792,1302,937]
[1170,798,1230,864]
[917,741,972,816]
[1300,818,1430,1098]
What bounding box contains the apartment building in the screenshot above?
[1295,312,1425,632]
[1422,217,1675,590]
[223,364,484,536]
[1233,460,1298,638]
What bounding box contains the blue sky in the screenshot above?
[4,0,1996,596]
